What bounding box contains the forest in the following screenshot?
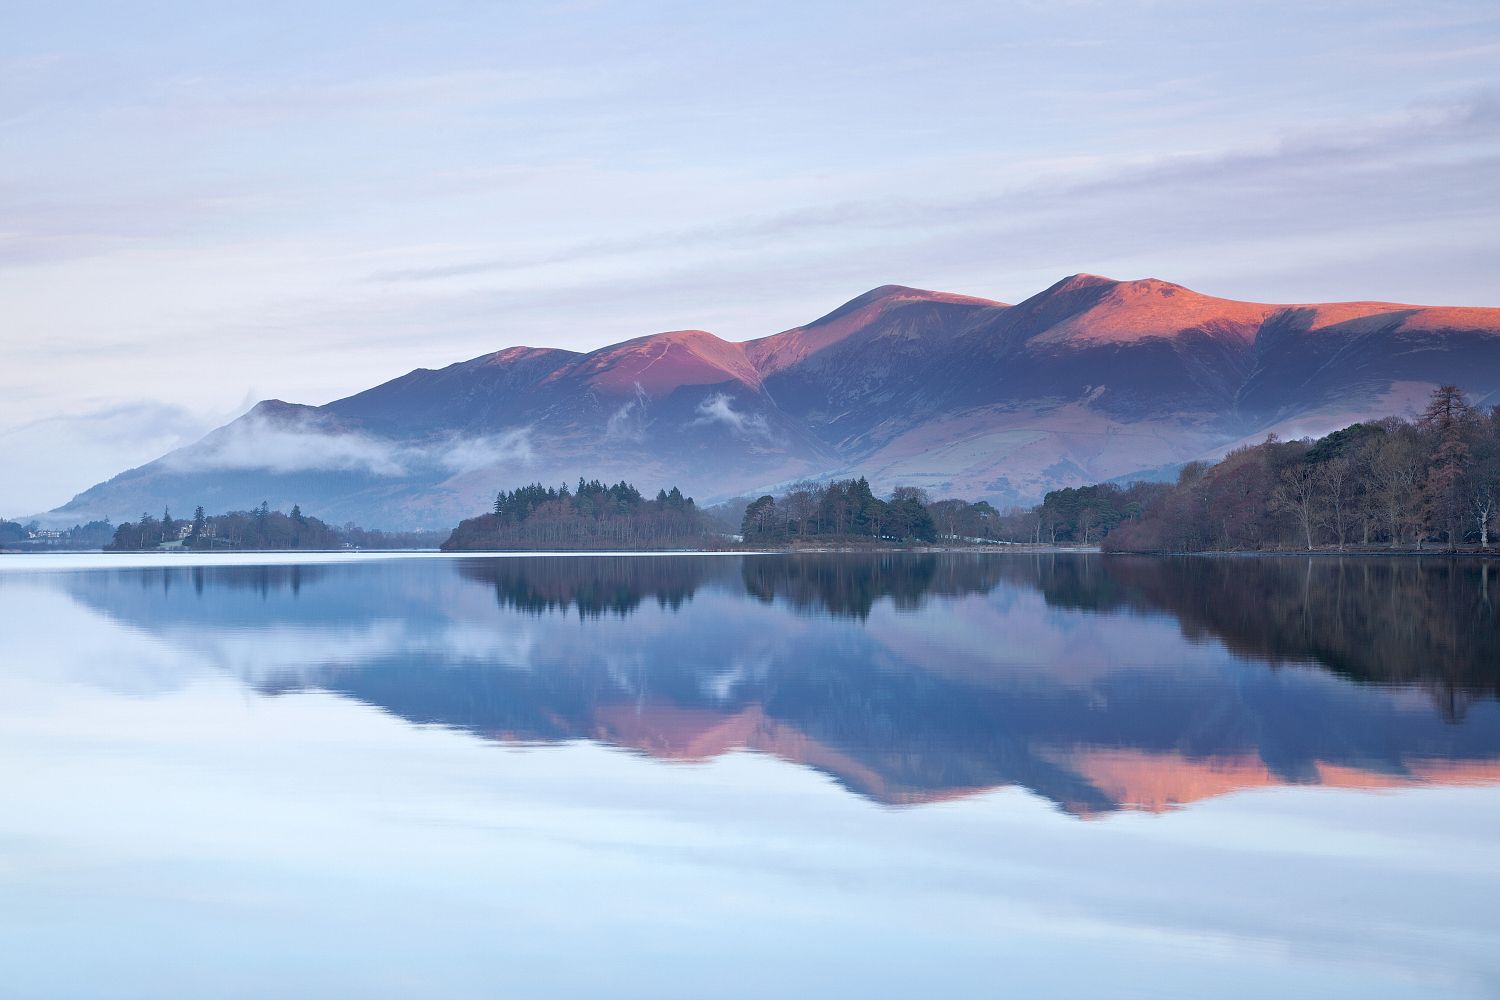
[105,503,444,551]
[738,477,1002,544]
[442,478,712,550]
[1035,385,1500,553]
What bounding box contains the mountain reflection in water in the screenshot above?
[53,552,1500,816]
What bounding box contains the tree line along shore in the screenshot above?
[1092,384,1497,553]
[1,504,445,552]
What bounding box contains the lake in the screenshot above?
[1,551,1497,998]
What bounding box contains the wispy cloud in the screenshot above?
[0,400,213,447]
[689,393,773,440]
[0,400,234,515]
[164,410,408,476]
[435,429,535,473]
[363,91,1500,296]
[131,66,632,130]
[605,383,651,443]
[161,410,534,478]
[367,202,889,284]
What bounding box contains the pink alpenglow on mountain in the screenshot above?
[52,275,1500,528]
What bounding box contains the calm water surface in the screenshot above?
[1,552,1497,998]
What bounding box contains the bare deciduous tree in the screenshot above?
[781,481,822,538]
[1270,464,1320,550]
[1316,456,1356,551]
[1474,484,1495,549]
[1368,432,1423,549]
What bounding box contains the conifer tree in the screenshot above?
[1419,385,1475,550]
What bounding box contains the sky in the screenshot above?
[2,0,1499,516]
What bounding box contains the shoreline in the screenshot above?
[6,544,1494,560]
[1,543,1103,562]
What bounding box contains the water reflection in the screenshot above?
[30,552,1500,815]
[1024,555,1500,712]
[459,555,714,617]
[740,553,1010,617]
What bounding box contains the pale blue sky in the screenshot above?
[3,0,1499,514]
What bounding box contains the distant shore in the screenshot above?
[7,543,1496,559]
[3,543,1098,557]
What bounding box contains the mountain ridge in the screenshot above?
[47,274,1500,529]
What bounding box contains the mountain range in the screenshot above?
[51,273,1500,528]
